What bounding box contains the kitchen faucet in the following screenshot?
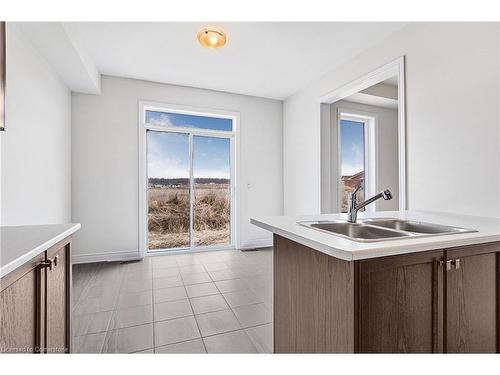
[347,183,393,223]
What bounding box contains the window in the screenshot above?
[145,110,233,132]
[338,112,376,213]
[142,105,236,253]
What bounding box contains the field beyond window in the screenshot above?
[145,110,233,131]
[148,181,230,249]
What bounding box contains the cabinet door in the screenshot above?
[358,250,444,353]
[445,243,499,353]
[46,243,71,353]
[0,254,45,353]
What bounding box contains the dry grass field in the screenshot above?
[148,184,230,249]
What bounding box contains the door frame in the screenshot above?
[138,101,240,257]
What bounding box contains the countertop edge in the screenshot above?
[250,218,354,261]
[250,215,500,261]
[0,224,81,278]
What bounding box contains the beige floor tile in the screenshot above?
[72,310,113,336]
[154,299,193,321]
[208,269,238,281]
[202,262,228,272]
[153,286,187,303]
[134,348,154,353]
[155,339,206,353]
[153,275,183,289]
[121,279,152,294]
[185,282,219,298]
[72,332,107,353]
[109,305,153,329]
[179,264,206,275]
[181,272,212,285]
[245,323,273,353]
[102,324,154,353]
[214,278,249,293]
[154,316,201,347]
[232,303,272,328]
[195,309,241,337]
[223,290,262,308]
[153,267,180,278]
[117,290,153,308]
[73,295,118,315]
[190,294,228,315]
[203,330,258,353]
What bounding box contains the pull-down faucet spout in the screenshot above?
[347,184,392,223]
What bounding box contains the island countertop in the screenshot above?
[0,223,81,278]
[251,210,500,261]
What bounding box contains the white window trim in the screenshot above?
[337,109,377,212]
[319,56,406,212]
[138,101,240,257]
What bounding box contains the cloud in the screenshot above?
[147,112,175,126]
[351,142,363,159]
[341,162,364,177]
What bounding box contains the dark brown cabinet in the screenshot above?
[357,243,499,353]
[358,250,444,353]
[0,253,44,353]
[0,239,72,354]
[273,235,500,353]
[445,243,499,353]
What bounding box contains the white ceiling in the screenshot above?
[58,22,406,99]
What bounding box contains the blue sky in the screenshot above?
[146,111,233,131]
[340,120,365,177]
[147,114,231,179]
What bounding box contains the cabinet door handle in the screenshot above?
[452,259,460,270]
[438,260,454,271]
[39,258,54,271]
[53,255,59,267]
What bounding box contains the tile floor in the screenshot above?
[72,248,273,353]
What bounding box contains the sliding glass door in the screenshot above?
[144,108,234,253]
[193,136,231,247]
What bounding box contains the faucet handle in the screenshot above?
[382,189,393,200]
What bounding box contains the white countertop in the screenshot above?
[0,224,81,278]
[251,210,500,261]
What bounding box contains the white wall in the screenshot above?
[329,100,399,212]
[71,76,283,262]
[285,23,500,218]
[0,24,71,225]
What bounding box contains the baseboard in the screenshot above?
[73,240,273,263]
[72,250,142,264]
[238,238,273,250]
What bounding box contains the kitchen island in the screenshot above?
[0,224,80,353]
[251,211,500,353]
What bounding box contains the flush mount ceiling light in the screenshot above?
[197,27,227,49]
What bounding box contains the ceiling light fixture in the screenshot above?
[197,27,227,49]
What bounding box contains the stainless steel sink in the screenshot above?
[361,219,473,235]
[298,218,476,242]
[309,222,412,241]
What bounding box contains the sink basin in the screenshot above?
[304,222,413,242]
[361,219,474,235]
[298,218,476,242]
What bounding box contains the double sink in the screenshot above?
[298,218,476,242]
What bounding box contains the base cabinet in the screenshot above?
[445,243,499,353]
[273,235,500,353]
[0,239,72,354]
[358,251,444,353]
[0,254,44,353]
